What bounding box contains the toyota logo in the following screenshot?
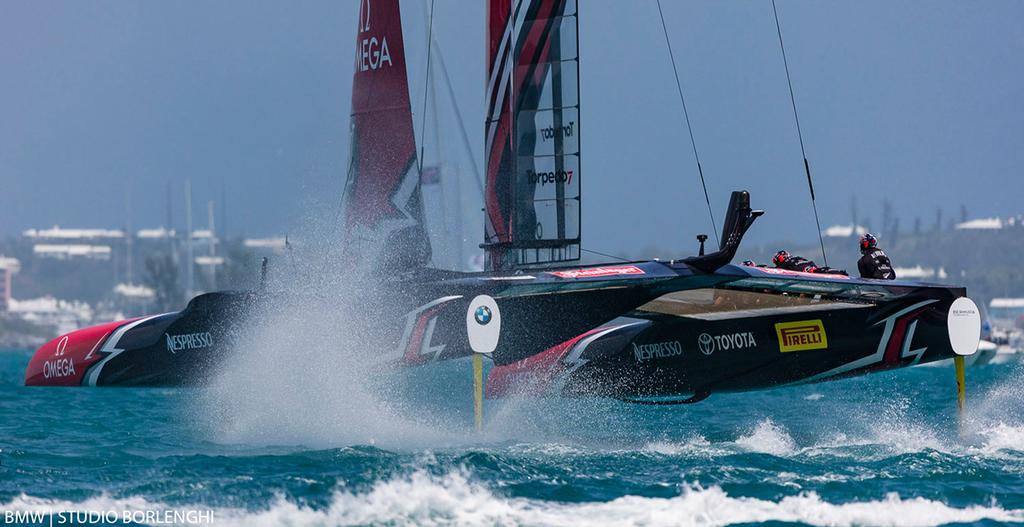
[474,306,492,325]
[697,333,715,355]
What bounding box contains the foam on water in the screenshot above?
[504,442,588,457]
[975,422,1024,457]
[643,436,718,457]
[792,364,1024,461]
[199,295,448,448]
[7,350,1024,525]
[735,418,797,455]
[193,225,475,450]
[4,471,1022,527]
[867,422,945,454]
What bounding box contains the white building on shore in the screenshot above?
[24,225,124,261]
[7,296,94,336]
[955,218,1003,230]
[822,224,868,238]
[0,256,20,312]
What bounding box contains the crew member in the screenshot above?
[772,250,818,272]
[773,250,848,276]
[857,233,896,280]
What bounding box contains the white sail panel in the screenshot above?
[516,107,580,157]
[516,154,579,202]
[517,199,580,241]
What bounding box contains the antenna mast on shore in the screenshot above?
[185,180,194,297]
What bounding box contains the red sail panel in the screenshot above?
[342,0,430,273]
[485,0,515,269]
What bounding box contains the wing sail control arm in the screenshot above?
[683,190,764,273]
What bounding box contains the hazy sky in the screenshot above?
[2,1,1022,260]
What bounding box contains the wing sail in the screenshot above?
[485,0,581,270]
[341,0,431,275]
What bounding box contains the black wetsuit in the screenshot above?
[777,256,818,273]
[777,256,849,276]
[858,249,896,280]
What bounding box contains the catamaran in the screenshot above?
[26,0,980,411]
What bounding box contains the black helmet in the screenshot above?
[741,260,756,267]
[859,233,878,254]
[773,250,790,266]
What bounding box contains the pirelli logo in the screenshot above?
[775,320,828,352]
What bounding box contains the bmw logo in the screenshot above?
[474,306,492,325]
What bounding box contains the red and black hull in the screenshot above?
[25,261,975,404]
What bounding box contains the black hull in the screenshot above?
[25,261,976,404]
[538,295,958,402]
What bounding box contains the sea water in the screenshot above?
[3,346,1024,526]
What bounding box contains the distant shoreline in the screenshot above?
[0,316,52,350]
[0,335,44,350]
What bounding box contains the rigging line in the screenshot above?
[771,0,828,266]
[581,248,631,263]
[431,37,485,200]
[336,160,354,240]
[656,0,718,247]
[417,0,437,174]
